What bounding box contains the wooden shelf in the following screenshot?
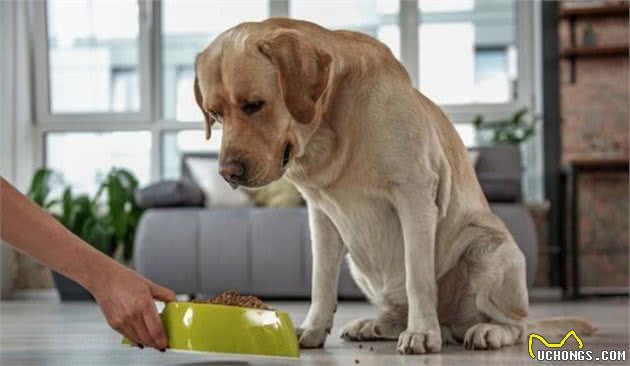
[559,3,629,82]
[559,3,629,18]
[565,157,629,170]
[561,45,629,59]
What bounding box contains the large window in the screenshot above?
[290,0,401,59]
[34,0,535,193]
[418,0,518,105]
[46,132,151,195]
[46,0,141,114]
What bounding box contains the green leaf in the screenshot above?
[106,173,128,244]
[60,188,74,228]
[122,229,135,262]
[44,199,60,210]
[80,217,112,255]
[93,183,106,205]
[510,108,528,126]
[27,168,54,207]
[474,108,538,145]
[117,168,139,189]
[472,115,484,128]
[71,195,96,236]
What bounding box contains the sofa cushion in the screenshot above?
[186,157,251,208]
[244,178,305,208]
[134,204,538,297]
[134,179,204,208]
[134,209,201,294]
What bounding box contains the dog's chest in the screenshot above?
[315,190,406,295]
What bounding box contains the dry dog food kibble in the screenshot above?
[192,290,270,310]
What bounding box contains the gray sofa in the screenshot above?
[134,145,537,298]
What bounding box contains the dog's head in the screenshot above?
[194,23,332,188]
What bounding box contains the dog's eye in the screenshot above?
[241,100,265,116]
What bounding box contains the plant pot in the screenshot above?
[1,242,17,300]
[52,271,94,301]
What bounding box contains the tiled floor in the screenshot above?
[0,293,628,366]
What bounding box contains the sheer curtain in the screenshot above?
[1,0,37,189]
[0,0,43,298]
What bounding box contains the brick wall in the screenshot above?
[558,0,629,289]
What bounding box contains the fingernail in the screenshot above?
[137,344,144,349]
[160,348,166,353]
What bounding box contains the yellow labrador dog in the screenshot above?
[194,18,594,354]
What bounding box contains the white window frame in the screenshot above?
[32,0,535,183]
[32,0,152,124]
[403,0,535,124]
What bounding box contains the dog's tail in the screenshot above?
[527,316,597,339]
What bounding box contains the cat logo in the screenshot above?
[528,330,584,359]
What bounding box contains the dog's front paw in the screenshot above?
[396,329,442,354]
[296,327,329,349]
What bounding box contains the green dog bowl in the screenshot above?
[123,302,300,358]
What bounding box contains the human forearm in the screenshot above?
[1,177,176,350]
[0,177,116,292]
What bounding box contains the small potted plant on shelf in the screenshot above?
[471,108,539,193]
[472,108,539,146]
[583,22,597,47]
[27,168,143,301]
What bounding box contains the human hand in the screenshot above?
[88,265,176,351]
[0,177,176,350]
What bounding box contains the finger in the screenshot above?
[150,283,176,302]
[143,301,169,350]
[131,313,158,349]
[116,324,144,349]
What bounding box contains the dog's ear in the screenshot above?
[257,31,331,124]
[193,54,214,140]
[193,76,214,140]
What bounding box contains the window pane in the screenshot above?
[418,0,517,105]
[47,0,140,113]
[420,0,474,13]
[290,0,400,59]
[162,130,223,178]
[46,132,151,195]
[162,0,270,121]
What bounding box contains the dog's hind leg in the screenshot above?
[447,216,529,350]
[463,322,523,350]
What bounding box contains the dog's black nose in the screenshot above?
[220,160,246,186]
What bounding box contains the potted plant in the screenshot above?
[472,108,538,146]
[27,168,143,301]
[471,108,539,199]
